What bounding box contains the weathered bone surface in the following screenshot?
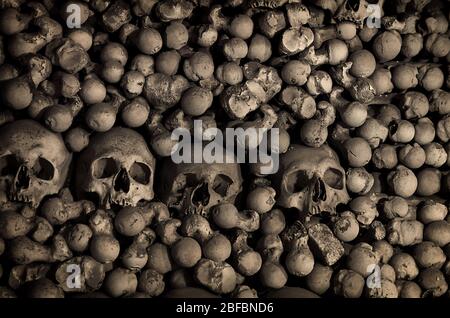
[0,0,449,300]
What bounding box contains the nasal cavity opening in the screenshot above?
[312,178,326,202]
[114,168,130,193]
[192,183,210,207]
[16,165,30,189]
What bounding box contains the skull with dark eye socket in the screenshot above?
[334,0,377,25]
[76,127,155,208]
[159,150,243,218]
[0,120,72,208]
[274,144,349,215]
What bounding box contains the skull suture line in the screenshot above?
[159,151,243,217]
[76,127,155,208]
[0,120,72,208]
[274,144,349,215]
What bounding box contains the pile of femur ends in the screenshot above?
[0,0,449,299]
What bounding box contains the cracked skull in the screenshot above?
[76,127,155,208]
[0,120,72,207]
[274,144,350,215]
[159,150,242,217]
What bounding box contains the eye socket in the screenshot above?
[323,168,344,190]
[0,154,20,176]
[346,0,360,10]
[173,173,195,194]
[130,162,151,184]
[213,174,233,197]
[32,157,55,180]
[185,173,198,187]
[285,170,309,193]
[92,158,118,179]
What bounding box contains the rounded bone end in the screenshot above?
[164,287,219,298]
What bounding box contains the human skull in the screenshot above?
[274,144,349,215]
[159,151,243,217]
[0,120,72,208]
[334,0,372,25]
[76,127,155,208]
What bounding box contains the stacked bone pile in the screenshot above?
[0,0,450,299]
